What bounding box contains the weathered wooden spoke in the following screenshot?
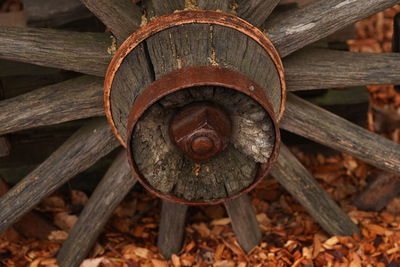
[0,119,119,232]
[266,0,400,57]
[197,0,230,12]
[80,0,142,40]
[147,0,184,16]
[284,48,400,91]
[237,0,280,28]
[281,93,400,175]
[225,194,262,253]
[57,151,136,267]
[270,145,360,236]
[0,76,104,135]
[157,200,188,258]
[0,27,111,76]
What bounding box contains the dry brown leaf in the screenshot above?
[323,236,339,249]
[192,223,211,237]
[48,230,68,241]
[214,244,225,261]
[28,258,57,267]
[213,260,235,267]
[171,254,181,267]
[70,190,88,206]
[211,218,231,226]
[80,257,109,267]
[53,212,78,231]
[134,247,150,258]
[151,259,168,267]
[41,195,66,212]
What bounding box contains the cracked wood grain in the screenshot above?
[80,0,142,40]
[284,48,400,91]
[237,0,280,27]
[0,75,104,135]
[281,93,400,175]
[266,0,400,57]
[0,26,112,76]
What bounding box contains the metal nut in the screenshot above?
[169,103,232,161]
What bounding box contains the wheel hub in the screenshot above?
[104,10,285,204]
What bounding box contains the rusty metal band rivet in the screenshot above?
[104,10,286,147]
[126,66,281,205]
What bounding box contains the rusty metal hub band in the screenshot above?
[126,65,281,205]
[104,9,286,147]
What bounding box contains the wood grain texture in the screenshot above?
[225,194,261,252]
[0,26,112,76]
[145,23,282,116]
[0,85,10,158]
[0,76,104,135]
[284,48,400,91]
[159,87,277,163]
[354,172,400,212]
[110,45,154,142]
[237,0,280,27]
[0,118,119,233]
[265,0,400,57]
[198,0,231,12]
[80,0,142,40]
[157,200,188,259]
[132,85,279,202]
[113,18,280,202]
[57,151,136,267]
[132,101,258,202]
[147,0,184,17]
[281,93,400,175]
[270,145,360,236]
[23,0,92,27]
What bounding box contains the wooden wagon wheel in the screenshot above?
[1,0,400,266]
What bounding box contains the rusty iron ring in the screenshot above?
[126,66,281,205]
[104,9,286,147]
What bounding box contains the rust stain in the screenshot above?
[104,10,286,147]
[125,66,281,205]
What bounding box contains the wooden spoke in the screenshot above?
[0,76,104,135]
[157,200,188,259]
[0,27,111,76]
[237,0,280,28]
[57,151,136,267]
[225,194,261,253]
[147,0,184,17]
[0,118,119,232]
[270,145,360,236]
[281,93,400,175]
[266,0,400,57]
[24,0,92,27]
[284,48,400,91]
[198,0,230,12]
[80,0,142,41]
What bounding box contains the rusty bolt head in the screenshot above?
[169,103,232,161]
